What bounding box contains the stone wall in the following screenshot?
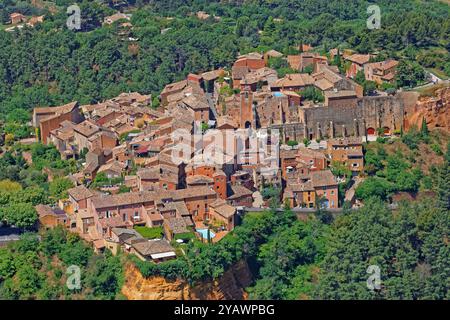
[296,94,412,140]
[271,122,305,142]
[265,93,422,142]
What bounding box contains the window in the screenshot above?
[331,190,335,195]
[106,211,112,218]
[134,212,140,220]
[352,163,359,167]
[122,213,126,222]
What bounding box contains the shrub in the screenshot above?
[286,140,298,147]
[430,143,443,156]
[355,177,395,201]
[174,232,196,241]
[261,186,281,200]
[401,127,421,150]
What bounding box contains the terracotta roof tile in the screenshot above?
[68,185,94,201]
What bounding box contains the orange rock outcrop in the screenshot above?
[121,260,253,300]
[405,87,449,131]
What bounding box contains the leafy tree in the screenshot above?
[401,126,422,150]
[363,81,377,95]
[14,264,43,299]
[0,202,38,229]
[85,253,124,300]
[286,140,298,147]
[315,198,449,300]
[12,187,47,206]
[364,147,385,175]
[302,65,314,74]
[355,177,394,201]
[299,87,324,103]
[303,138,311,147]
[248,218,328,300]
[355,70,365,85]
[118,185,131,193]
[261,186,281,201]
[0,179,22,193]
[0,249,15,281]
[4,133,14,146]
[59,238,92,267]
[396,60,425,88]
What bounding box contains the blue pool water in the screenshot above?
[196,228,216,239]
[273,92,285,97]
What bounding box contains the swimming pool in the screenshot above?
[196,228,216,240]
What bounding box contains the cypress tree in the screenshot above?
[420,117,429,137]
[436,143,450,210]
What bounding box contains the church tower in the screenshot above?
[240,90,254,129]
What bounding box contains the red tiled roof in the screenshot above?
[345,54,371,65]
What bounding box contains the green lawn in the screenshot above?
[174,232,196,241]
[134,226,164,239]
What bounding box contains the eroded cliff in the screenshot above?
[121,260,253,300]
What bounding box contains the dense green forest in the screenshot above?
[0,227,124,299]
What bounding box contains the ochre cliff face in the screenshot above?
[121,260,253,300]
[405,87,449,132]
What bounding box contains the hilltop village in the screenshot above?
[25,45,436,262]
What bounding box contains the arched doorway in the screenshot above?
[367,127,375,135]
[244,121,252,129]
[383,127,391,135]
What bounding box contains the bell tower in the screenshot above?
[240,91,254,129]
